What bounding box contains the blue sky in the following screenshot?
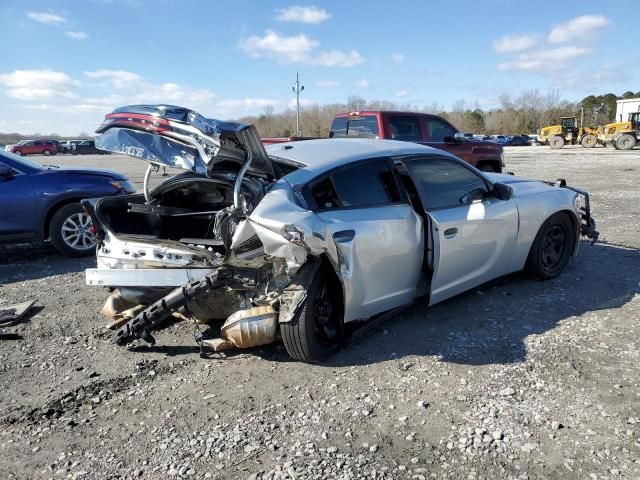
[0,0,637,135]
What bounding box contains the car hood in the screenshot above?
[95,104,275,179]
[483,172,557,196]
[49,167,128,180]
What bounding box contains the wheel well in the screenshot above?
[475,159,501,172]
[43,198,83,239]
[319,254,345,317]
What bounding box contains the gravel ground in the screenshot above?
[0,145,639,480]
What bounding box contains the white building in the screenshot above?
[615,98,640,122]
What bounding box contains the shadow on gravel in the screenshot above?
[330,241,639,367]
[0,243,94,284]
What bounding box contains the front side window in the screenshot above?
[407,157,488,210]
[329,115,379,139]
[425,117,457,142]
[388,115,422,141]
[310,160,400,209]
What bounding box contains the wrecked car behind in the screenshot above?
[85,104,598,363]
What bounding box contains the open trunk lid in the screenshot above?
[95,104,275,179]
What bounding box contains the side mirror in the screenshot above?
[0,165,13,178]
[444,132,466,143]
[493,182,513,201]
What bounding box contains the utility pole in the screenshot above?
[292,72,304,137]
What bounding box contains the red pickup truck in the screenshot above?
[263,111,504,173]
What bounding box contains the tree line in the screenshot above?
[1,90,637,145]
[239,89,640,138]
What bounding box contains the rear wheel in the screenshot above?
[478,163,498,172]
[281,269,343,363]
[580,134,597,148]
[49,203,97,257]
[616,133,636,151]
[525,213,575,280]
[549,136,565,149]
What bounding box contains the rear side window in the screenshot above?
[389,115,422,141]
[310,160,400,209]
[329,116,379,139]
[407,157,488,210]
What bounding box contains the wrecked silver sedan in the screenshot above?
[85,105,598,362]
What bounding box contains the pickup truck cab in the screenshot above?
[329,111,504,172]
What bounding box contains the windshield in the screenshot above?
[0,150,45,171]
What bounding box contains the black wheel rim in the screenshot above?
[313,283,340,348]
[541,224,567,272]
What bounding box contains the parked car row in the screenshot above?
[4,139,108,156]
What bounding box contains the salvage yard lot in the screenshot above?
[0,146,639,479]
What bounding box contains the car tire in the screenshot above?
[478,163,498,172]
[525,212,575,280]
[49,203,97,257]
[549,136,565,149]
[615,133,636,151]
[14,150,23,156]
[580,134,597,148]
[281,269,343,363]
[43,149,51,156]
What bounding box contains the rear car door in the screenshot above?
[306,158,424,321]
[0,157,37,241]
[405,155,518,305]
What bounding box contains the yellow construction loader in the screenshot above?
[599,112,639,150]
[539,111,599,149]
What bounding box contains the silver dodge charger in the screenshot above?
[85,105,598,363]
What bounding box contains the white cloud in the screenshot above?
[548,15,609,44]
[0,69,79,99]
[276,6,330,24]
[240,30,364,67]
[316,80,341,88]
[241,30,317,63]
[395,89,409,97]
[27,11,67,25]
[497,46,591,72]
[314,49,363,67]
[355,79,369,88]
[493,34,537,53]
[391,53,405,63]
[65,30,88,40]
[84,69,142,88]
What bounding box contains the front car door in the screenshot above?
[306,158,424,322]
[0,153,37,241]
[404,155,519,305]
[422,116,472,162]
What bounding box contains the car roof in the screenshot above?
[267,138,455,184]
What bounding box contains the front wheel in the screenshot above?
[281,269,343,363]
[42,149,52,156]
[549,136,565,149]
[525,213,575,280]
[49,203,97,257]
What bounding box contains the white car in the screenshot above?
[85,105,598,363]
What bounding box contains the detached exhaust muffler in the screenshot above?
[202,306,278,352]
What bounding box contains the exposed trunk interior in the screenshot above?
[94,175,248,252]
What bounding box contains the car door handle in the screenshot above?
[444,227,458,237]
[333,229,356,243]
